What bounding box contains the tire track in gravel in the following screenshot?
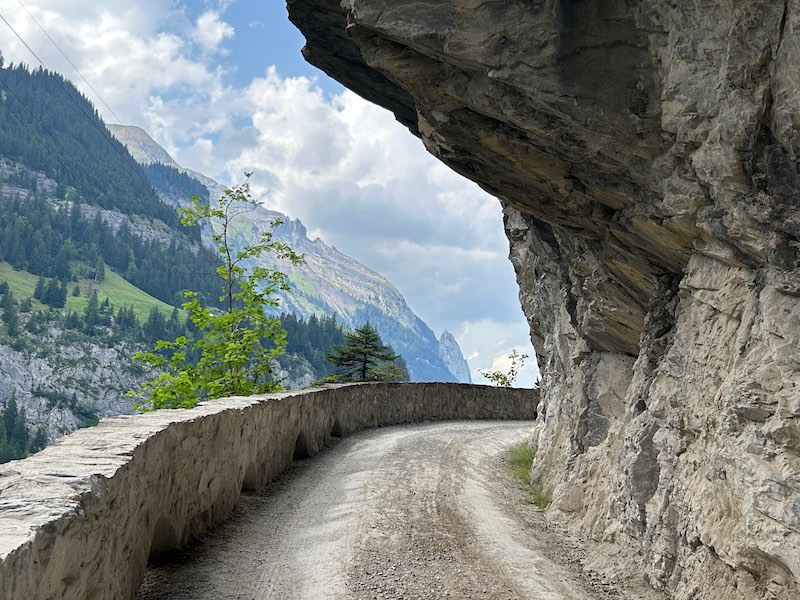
[136,421,631,600]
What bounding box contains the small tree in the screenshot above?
[130,176,304,410]
[2,289,19,337]
[326,322,409,382]
[479,349,528,387]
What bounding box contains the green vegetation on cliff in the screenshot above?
[132,179,304,410]
[0,396,46,464]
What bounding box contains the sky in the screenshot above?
[0,0,540,386]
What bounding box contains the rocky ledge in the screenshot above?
[286,1,800,598]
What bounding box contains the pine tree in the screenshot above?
[28,426,47,455]
[0,413,9,463]
[3,396,18,443]
[94,256,105,282]
[326,323,409,382]
[83,289,100,334]
[65,309,81,329]
[2,289,20,337]
[41,279,65,308]
[142,307,166,342]
[11,406,28,456]
[33,276,45,300]
[56,281,68,309]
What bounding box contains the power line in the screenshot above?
[0,9,218,309]
[14,0,125,127]
[0,9,193,241]
[10,2,200,171]
[0,10,173,208]
[0,72,188,313]
[4,1,225,225]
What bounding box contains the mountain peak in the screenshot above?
[107,124,179,168]
[438,331,472,383]
[116,123,470,383]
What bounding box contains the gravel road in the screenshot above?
[136,421,635,600]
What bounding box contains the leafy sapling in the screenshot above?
[130,175,304,410]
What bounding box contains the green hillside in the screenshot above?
[0,261,177,321]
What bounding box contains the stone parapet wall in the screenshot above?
[0,383,537,600]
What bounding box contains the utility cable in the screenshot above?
[0,9,218,310]
[0,10,195,247]
[10,2,207,172]
[0,74,173,314]
[0,10,176,213]
[14,0,125,128]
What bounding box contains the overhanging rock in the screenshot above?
[287,2,800,597]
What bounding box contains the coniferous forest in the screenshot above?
[280,312,347,376]
[0,59,180,225]
[0,396,46,464]
[0,192,219,306]
[0,58,225,307]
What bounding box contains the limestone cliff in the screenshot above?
[287,1,800,598]
[438,330,472,383]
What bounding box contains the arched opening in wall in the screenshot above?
[330,419,344,438]
[148,514,179,564]
[293,431,310,460]
[241,461,259,493]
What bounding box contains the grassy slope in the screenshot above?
[0,261,176,321]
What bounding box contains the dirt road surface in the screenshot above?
[136,421,638,600]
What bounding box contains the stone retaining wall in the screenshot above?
[0,383,537,600]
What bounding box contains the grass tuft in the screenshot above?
[507,441,552,509]
[508,443,536,482]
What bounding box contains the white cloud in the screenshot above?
[193,11,234,55]
[457,319,539,388]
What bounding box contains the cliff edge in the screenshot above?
[287,1,800,598]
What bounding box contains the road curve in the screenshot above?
[136,421,614,600]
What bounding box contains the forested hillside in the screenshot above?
[0,59,180,226]
[142,163,211,207]
[0,62,471,464]
[0,186,219,305]
[0,63,353,462]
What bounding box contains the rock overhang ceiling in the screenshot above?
[287,1,800,597]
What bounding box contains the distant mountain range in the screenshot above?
[0,62,471,460]
[108,125,471,383]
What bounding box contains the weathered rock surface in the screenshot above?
[286,1,800,597]
[438,329,472,383]
[0,332,143,441]
[0,383,536,600]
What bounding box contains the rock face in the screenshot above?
[0,330,144,443]
[287,1,800,597]
[438,330,472,383]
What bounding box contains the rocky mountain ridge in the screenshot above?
[437,330,471,384]
[108,124,470,383]
[287,1,800,598]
